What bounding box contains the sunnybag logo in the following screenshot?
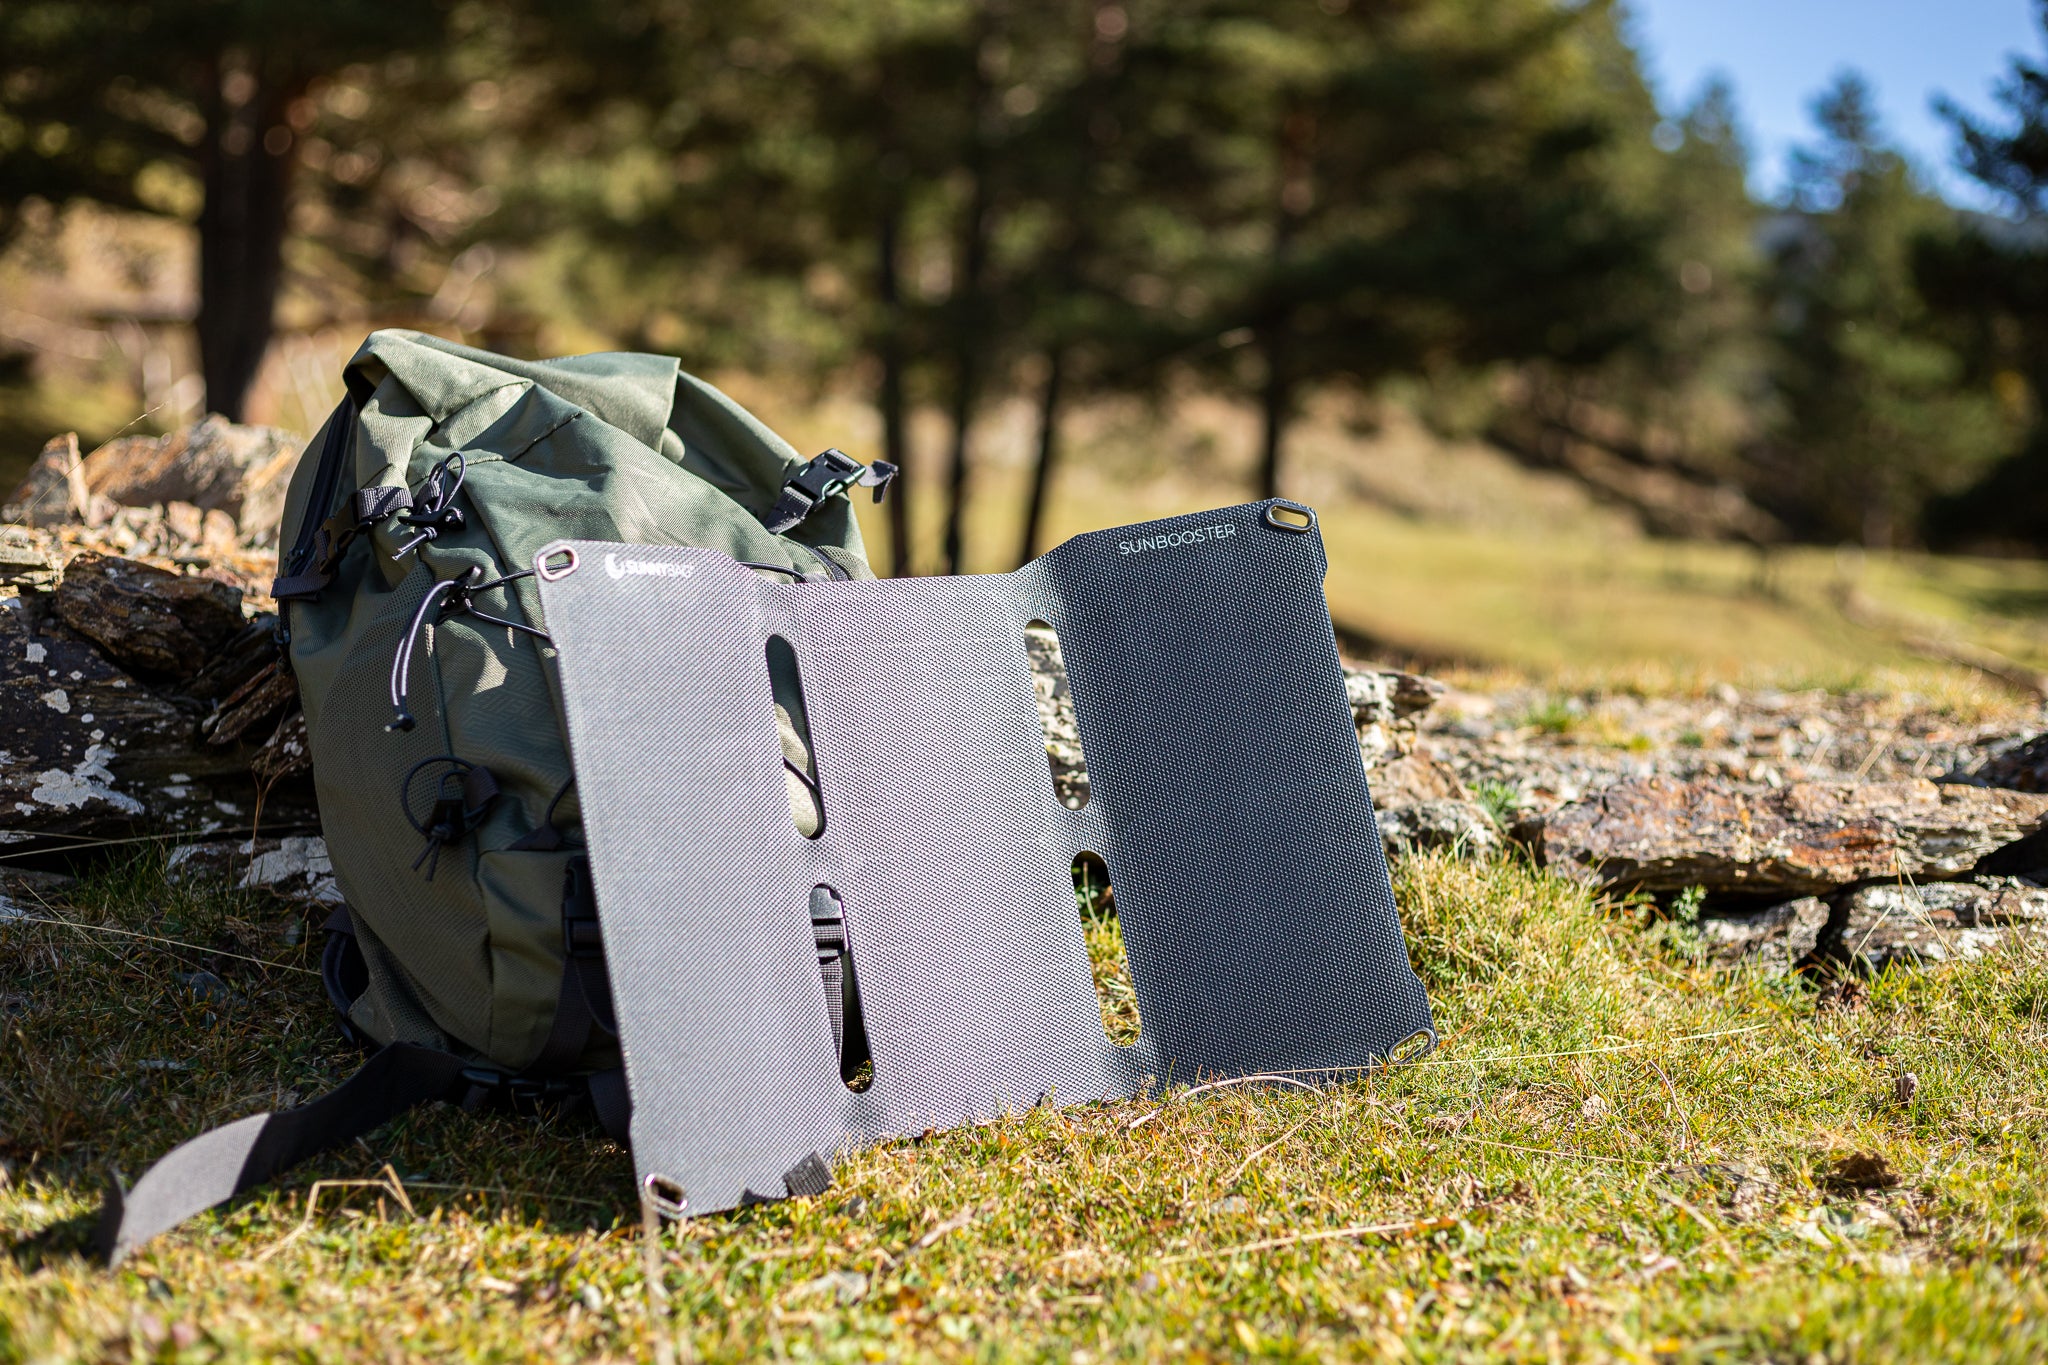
[605,553,696,580]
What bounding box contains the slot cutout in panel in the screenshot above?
[768,635,825,837]
[809,886,874,1090]
[1025,621,1091,809]
[1075,852,1139,1044]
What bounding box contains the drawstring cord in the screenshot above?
[391,453,468,560]
[388,566,549,733]
[400,756,499,880]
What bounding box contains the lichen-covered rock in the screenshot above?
[1698,896,1828,972]
[251,709,313,785]
[2,595,207,834]
[1379,799,1501,859]
[1829,877,2048,971]
[0,595,317,843]
[1025,625,1091,808]
[1537,777,2048,895]
[166,835,341,905]
[52,553,246,681]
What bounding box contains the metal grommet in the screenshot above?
[642,1173,688,1219]
[1388,1027,1437,1066]
[535,543,579,581]
[1262,499,1316,532]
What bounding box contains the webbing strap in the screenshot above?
[95,1042,468,1265]
[530,859,615,1075]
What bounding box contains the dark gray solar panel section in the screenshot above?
[534,501,1434,1215]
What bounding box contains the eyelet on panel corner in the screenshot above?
[641,1173,689,1218]
[535,543,579,581]
[1388,1027,1437,1066]
[1262,500,1316,532]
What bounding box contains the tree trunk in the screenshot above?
[1256,330,1292,503]
[197,68,296,423]
[1017,346,1067,566]
[875,183,912,578]
[1255,107,1313,503]
[939,22,996,578]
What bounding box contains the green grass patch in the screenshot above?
[6,847,2048,1361]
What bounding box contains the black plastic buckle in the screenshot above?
[564,915,603,958]
[796,448,866,500]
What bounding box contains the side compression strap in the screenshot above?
[95,1042,468,1265]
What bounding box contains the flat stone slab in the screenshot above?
[1831,877,2048,971]
[1538,777,2048,895]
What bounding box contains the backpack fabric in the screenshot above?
[97,329,888,1262]
[279,328,873,1078]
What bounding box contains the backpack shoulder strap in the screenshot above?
[95,1042,468,1265]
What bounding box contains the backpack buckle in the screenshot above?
[761,449,899,535]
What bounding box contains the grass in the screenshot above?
[7,846,2048,1362]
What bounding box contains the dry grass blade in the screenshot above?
[1224,1114,1318,1184]
[3,912,319,976]
[1126,1074,1321,1130]
[1457,1136,1659,1166]
[1159,1211,1472,1266]
[256,1166,414,1263]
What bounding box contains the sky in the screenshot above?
[1625,0,2042,208]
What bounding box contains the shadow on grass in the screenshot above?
[2,846,648,1266]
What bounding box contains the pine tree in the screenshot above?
[1764,74,2012,546]
[0,1,460,419]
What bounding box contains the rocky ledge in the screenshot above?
[6,419,2044,988]
[2,423,314,849]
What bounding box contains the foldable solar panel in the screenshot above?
[534,499,1434,1215]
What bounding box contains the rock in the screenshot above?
[1379,799,1501,859]
[1346,669,1446,732]
[166,835,341,904]
[0,596,316,844]
[1369,749,1468,807]
[0,527,61,592]
[52,553,246,681]
[201,660,297,748]
[1829,877,2048,971]
[251,709,313,785]
[1964,733,2048,794]
[74,416,302,545]
[239,835,341,903]
[1698,895,1828,972]
[1349,669,1446,770]
[176,969,237,1004]
[1536,777,2048,895]
[2,433,93,527]
[1024,625,1090,809]
[0,869,76,924]
[163,501,239,552]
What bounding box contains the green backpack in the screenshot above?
[98,328,894,1262]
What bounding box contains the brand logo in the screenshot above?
[1116,522,1237,556]
[605,553,696,581]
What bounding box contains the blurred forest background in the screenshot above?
[4,0,2048,681]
